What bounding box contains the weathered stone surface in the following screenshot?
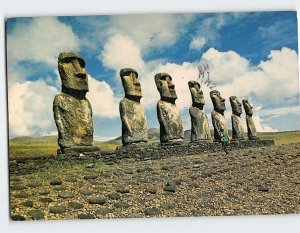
[242,99,259,140]
[49,206,66,214]
[188,81,211,142]
[53,52,98,154]
[230,96,245,140]
[119,68,148,145]
[210,90,228,142]
[28,210,44,220]
[155,73,184,144]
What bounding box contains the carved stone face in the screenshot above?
[58,52,88,91]
[230,96,242,116]
[120,68,142,98]
[154,73,177,100]
[242,99,253,116]
[188,80,205,106]
[210,90,226,113]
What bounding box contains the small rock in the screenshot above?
[258,185,269,192]
[144,207,161,216]
[39,197,53,203]
[78,213,95,219]
[86,163,95,168]
[27,181,42,188]
[161,203,174,210]
[127,213,144,218]
[108,193,121,200]
[28,210,44,220]
[163,185,176,193]
[84,175,98,180]
[38,190,50,195]
[114,202,130,209]
[58,191,74,199]
[124,169,134,174]
[68,202,84,209]
[146,187,157,194]
[193,164,201,168]
[50,179,62,186]
[49,206,66,214]
[88,197,106,205]
[10,185,26,191]
[21,200,34,207]
[201,171,213,178]
[96,207,112,215]
[116,186,130,194]
[14,192,29,198]
[11,215,26,221]
[65,177,77,182]
[80,189,93,196]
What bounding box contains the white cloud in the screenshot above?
[108,14,194,52]
[7,17,80,66]
[189,36,206,50]
[8,80,58,137]
[87,75,120,118]
[252,115,277,132]
[100,33,146,72]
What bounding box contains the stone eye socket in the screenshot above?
[61,57,85,68]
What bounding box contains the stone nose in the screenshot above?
[72,59,86,74]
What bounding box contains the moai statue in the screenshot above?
[188,81,211,142]
[242,99,259,140]
[230,96,245,140]
[210,90,229,142]
[119,68,148,145]
[155,73,184,144]
[53,52,98,154]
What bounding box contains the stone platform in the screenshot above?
[9,140,274,175]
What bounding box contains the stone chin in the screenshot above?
[193,96,205,105]
[61,76,89,92]
[216,103,226,113]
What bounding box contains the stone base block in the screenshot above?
[57,146,100,155]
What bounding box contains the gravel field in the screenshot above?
[10,143,300,220]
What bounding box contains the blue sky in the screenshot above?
[6,11,300,139]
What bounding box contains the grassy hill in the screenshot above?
[8,130,300,158]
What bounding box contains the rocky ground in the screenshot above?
[10,143,300,221]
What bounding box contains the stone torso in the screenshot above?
[231,114,244,139]
[53,93,93,149]
[246,115,257,139]
[119,98,148,144]
[211,110,228,142]
[189,107,211,141]
[157,100,184,143]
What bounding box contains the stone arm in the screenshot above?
[119,101,133,136]
[212,111,222,138]
[157,102,170,137]
[53,96,67,147]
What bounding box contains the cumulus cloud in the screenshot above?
[87,75,120,118]
[189,36,206,50]
[100,34,146,72]
[7,17,80,66]
[8,80,58,137]
[108,14,195,52]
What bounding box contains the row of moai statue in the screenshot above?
[53,52,258,154]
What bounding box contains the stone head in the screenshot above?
[230,96,242,116]
[188,80,205,107]
[154,73,177,100]
[120,68,142,99]
[58,52,88,92]
[242,99,253,116]
[210,90,226,114]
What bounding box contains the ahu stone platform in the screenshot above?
[9,139,275,175]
